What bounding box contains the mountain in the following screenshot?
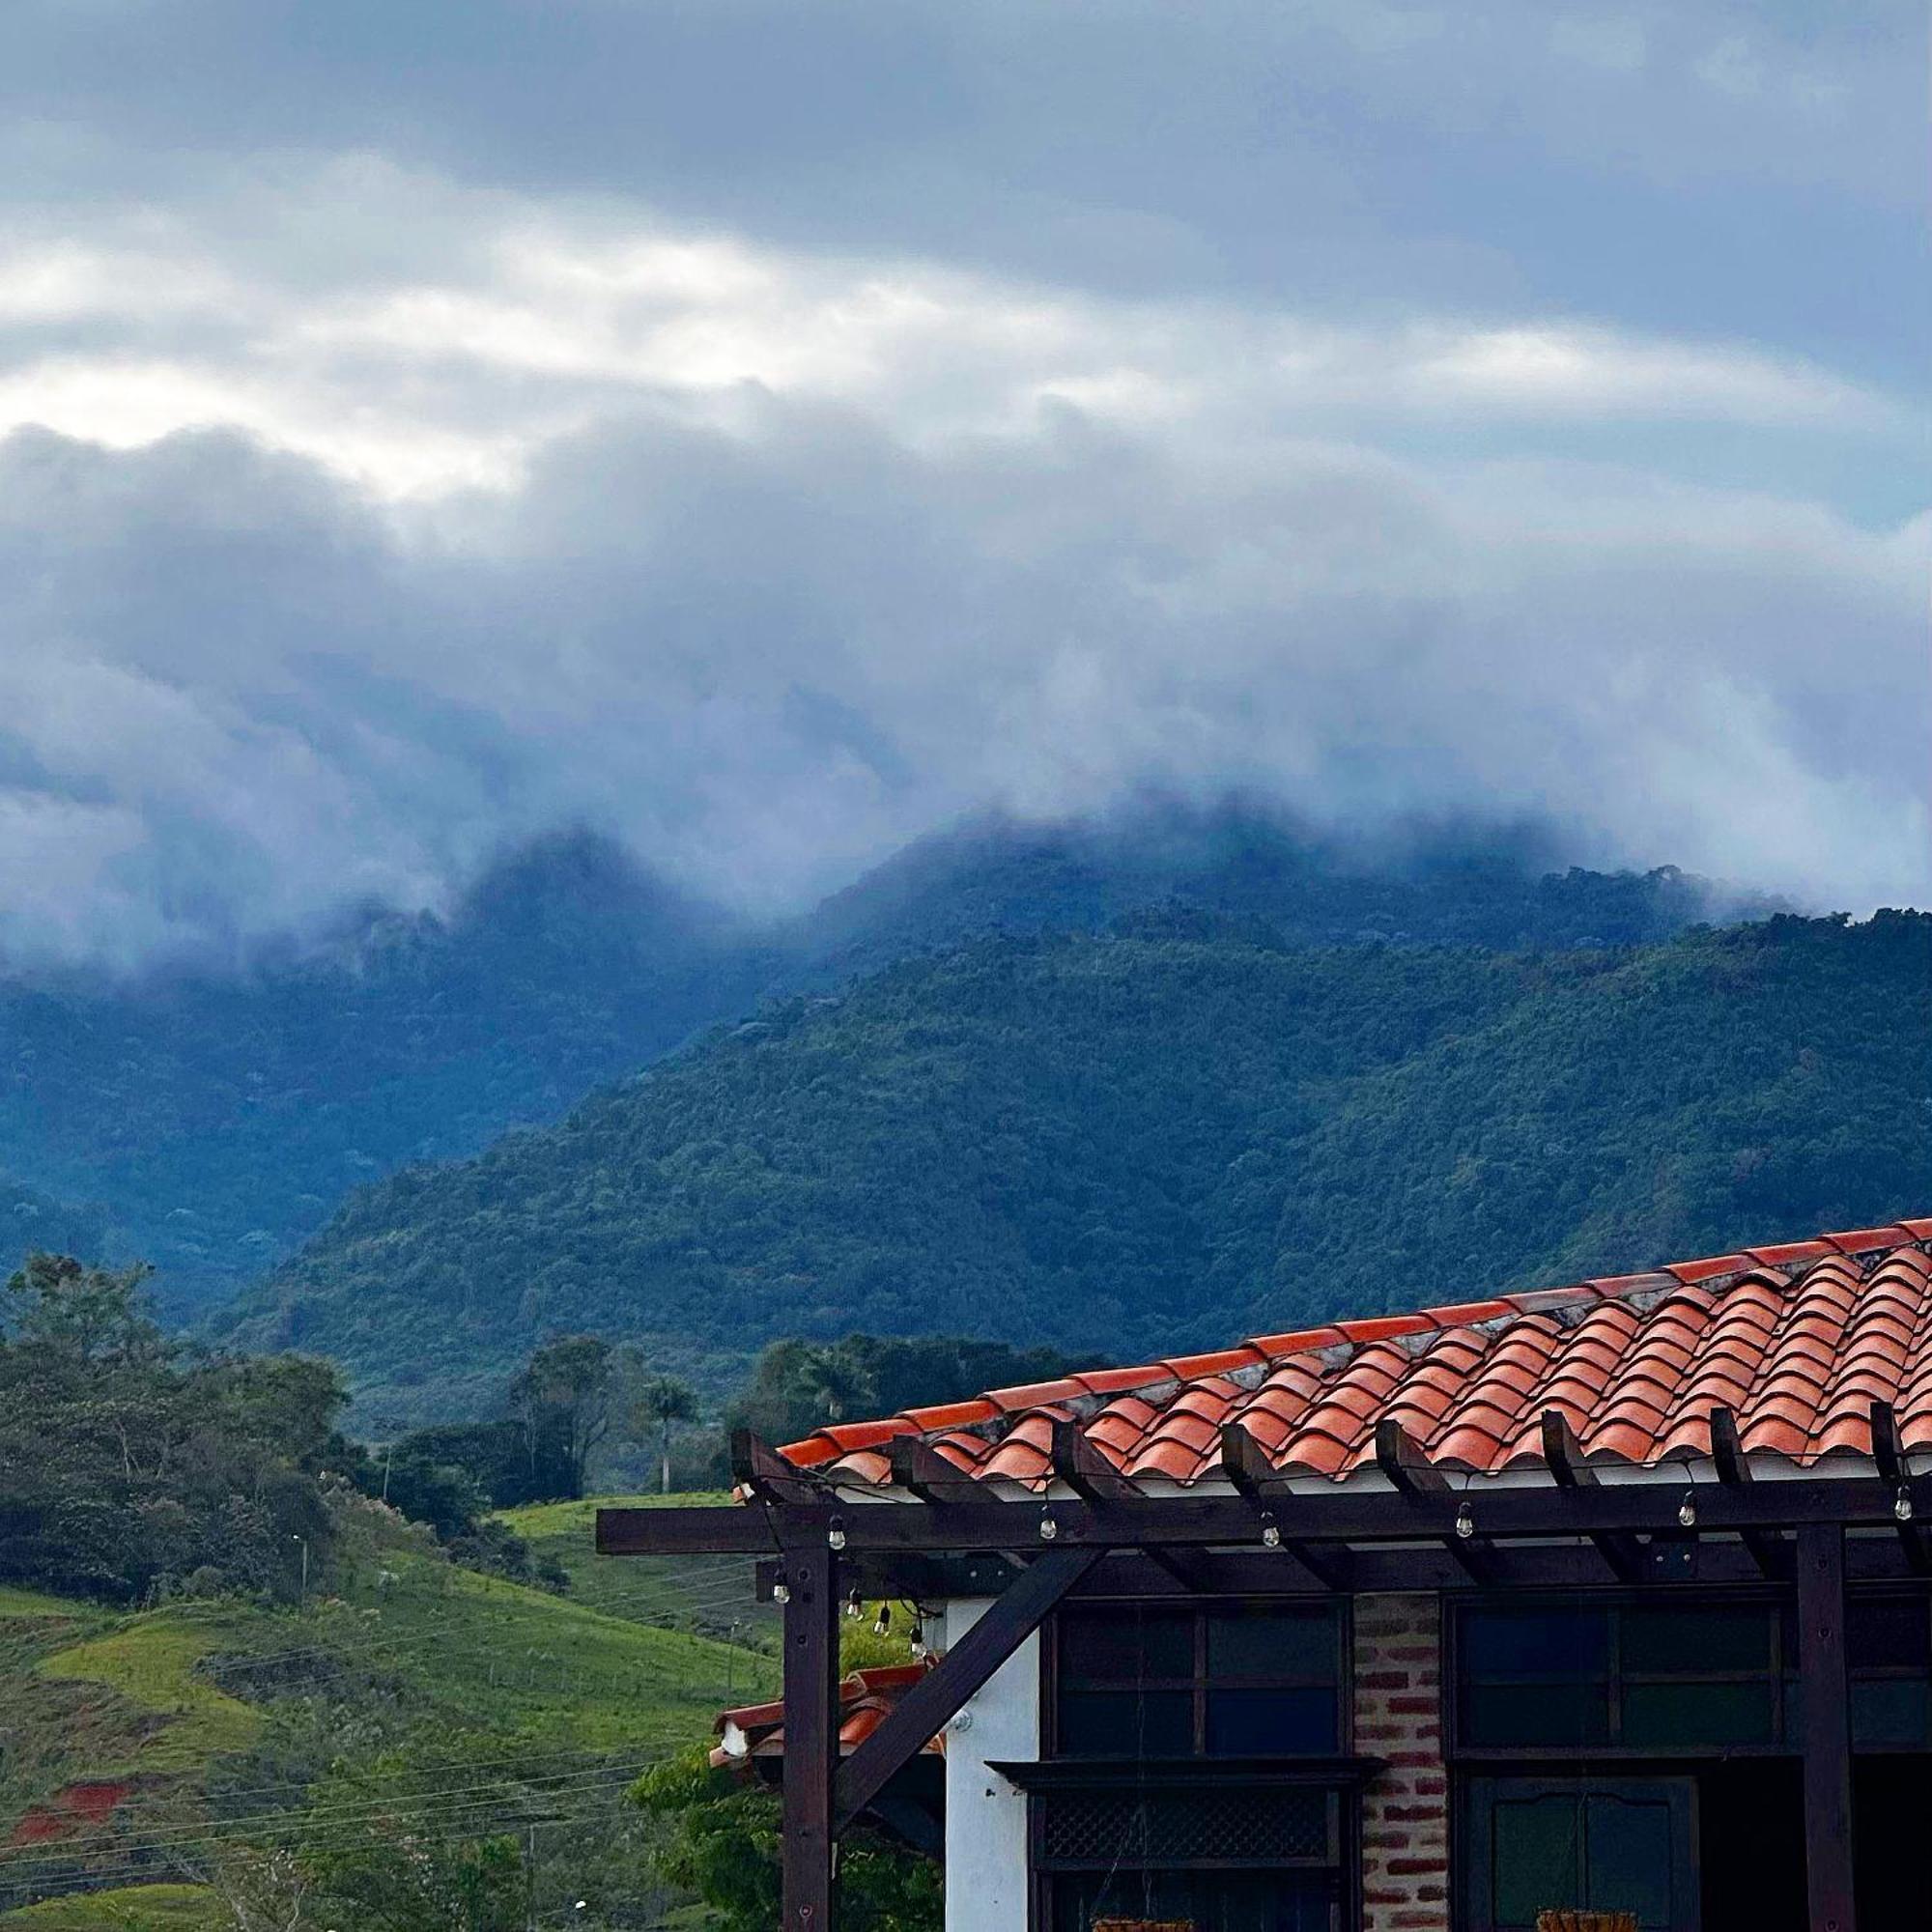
[0,803,1755,1317]
[229,910,1932,1413]
[796,800,1752,974]
[0,831,770,1315]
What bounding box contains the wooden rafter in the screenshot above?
[1539,1410,1647,1583]
[1373,1418,1496,1582]
[1050,1420,1224,1593]
[1709,1406,1787,1578]
[1218,1422,1352,1590]
[1867,1399,1932,1576]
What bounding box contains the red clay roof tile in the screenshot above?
[779,1219,1932,1488]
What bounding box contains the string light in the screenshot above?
[872,1604,893,1636]
[1454,1502,1475,1541]
[827,1515,847,1551]
[909,1618,926,1659]
[1896,1484,1915,1523]
[1260,1510,1281,1549]
[846,1587,865,1621]
[1038,1509,1059,1541]
[771,1571,791,1605]
[1677,1488,1697,1529]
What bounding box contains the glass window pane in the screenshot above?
[1059,1607,1193,1683]
[1463,1606,1609,1680]
[1206,1687,1339,1755]
[1584,1793,1675,1923]
[1623,1603,1772,1675]
[1621,1681,1776,1747]
[1853,1677,1932,1747]
[1057,1688,1193,1756]
[1206,1606,1338,1681]
[1849,1597,1932,1672]
[1492,1793,1581,1923]
[1463,1681,1611,1748]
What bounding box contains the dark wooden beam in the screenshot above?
[887,1434,980,1502]
[769,1530,1932,1605]
[1868,1400,1932,1576]
[1218,1422,1352,1589]
[598,1471,1932,1557]
[1051,1420,1222,1593]
[1709,1406,1787,1579]
[1374,1419,1496,1582]
[780,1546,839,1932]
[1539,1411,1648,1583]
[1797,1522,1857,1932]
[832,1545,1105,1833]
[732,1430,825,1505]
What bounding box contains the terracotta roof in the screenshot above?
[780,1220,1932,1488]
[711,1664,935,1771]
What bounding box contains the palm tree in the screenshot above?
[638,1376,699,1494]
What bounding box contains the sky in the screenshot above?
[1,0,1925,964]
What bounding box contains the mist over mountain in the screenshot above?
[0,801,1772,1313]
[227,908,1932,1417]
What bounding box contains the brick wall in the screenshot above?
[1352,1593,1449,1932]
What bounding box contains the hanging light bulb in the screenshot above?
[827,1515,847,1551]
[1454,1502,1476,1541]
[909,1617,926,1658]
[1896,1484,1915,1523]
[1677,1488,1697,1529]
[845,1587,865,1620]
[1260,1510,1282,1550]
[872,1603,893,1636]
[1038,1508,1059,1541]
[772,1571,791,1605]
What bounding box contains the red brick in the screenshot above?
[1387,1857,1448,1877]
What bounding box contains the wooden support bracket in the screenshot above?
[1374,1418,1497,1583]
[1539,1410,1648,1583]
[1709,1406,1787,1578]
[1217,1422,1352,1590]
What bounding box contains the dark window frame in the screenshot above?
[1045,1597,1351,1760]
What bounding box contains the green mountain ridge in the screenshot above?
[231,910,1932,1415]
[0,804,1746,1318]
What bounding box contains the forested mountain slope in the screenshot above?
[234,911,1932,1408]
[0,805,1743,1316]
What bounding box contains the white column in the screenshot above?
[940,1598,1039,1932]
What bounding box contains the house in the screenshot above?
[603,1217,1932,1931]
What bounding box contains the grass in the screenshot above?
[0,1497,786,1925]
[38,1618,262,1774]
[0,1883,217,1928]
[498,1492,780,1653]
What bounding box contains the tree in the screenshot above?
[635,1376,698,1493]
[506,1335,627,1498]
[4,1253,160,1363]
[634,1749,939,1932]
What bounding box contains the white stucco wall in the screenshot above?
[939,1598,1038,1932]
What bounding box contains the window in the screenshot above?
[1457,1598,1782,1753]
[1846,1591,1932,1748]
[1053,1603,1344,1759]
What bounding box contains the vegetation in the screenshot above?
[240,912,1931,1401]
[0,1494,781,1927]
[0,811,1741,1319]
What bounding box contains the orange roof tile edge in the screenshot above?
[779,1220,1932,1484]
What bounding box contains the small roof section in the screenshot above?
[780,1219,1932,1489]
[712,1664,935,1771]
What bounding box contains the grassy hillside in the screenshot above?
[0,1496,776,1928]
[235,911,1931,1404]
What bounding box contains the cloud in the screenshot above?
[0,5,1922,965]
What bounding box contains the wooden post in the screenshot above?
[1797,1522,1857,1932]
[781,1546,839,1932]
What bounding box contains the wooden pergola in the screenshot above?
[599,1407,1931,1931]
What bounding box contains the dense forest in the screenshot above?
[0,805,1741,1320]
[231,910,1932,1413]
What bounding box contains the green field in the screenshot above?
[0,1493,778,1927]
